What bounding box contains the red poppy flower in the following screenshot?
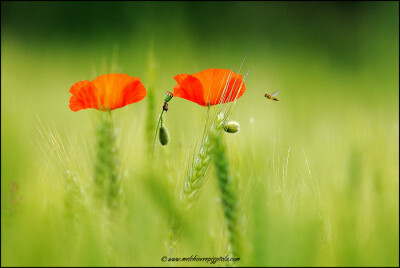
[69,73,146,112]
[173,68,246,106]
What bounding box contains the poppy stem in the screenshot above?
[108,109,114,129]
[152,109,165,156]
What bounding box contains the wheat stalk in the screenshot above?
[210,126,242,258]
[179,113,225,210]
[145,42,157,155]
[36,116,86,224]
[93,111,121,210]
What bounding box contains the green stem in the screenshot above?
[94,111,120,209]
[211,128,242,258]
[108,109,113,128]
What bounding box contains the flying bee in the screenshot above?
[264,90,280,101]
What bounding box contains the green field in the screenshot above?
[1,2,399,267]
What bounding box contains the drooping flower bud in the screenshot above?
[164,91,173,103]
[224,121,240,134]
[159,125,170,145]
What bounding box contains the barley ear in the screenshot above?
[210,128,242,258]
[180,113,225,210]
[93,111,121,210]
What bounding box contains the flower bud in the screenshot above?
[164,91,173,103]
[224,121,240,133]
[159,125,170,146]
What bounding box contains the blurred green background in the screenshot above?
[1,1,399,267]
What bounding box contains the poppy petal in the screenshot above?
[69,73,147,112]
[172,69,246,106]
[173,74,206,106]
[193,68,245,105]
[123,80,147,105]
[91,73,147,110]
[174,73,189,85]
[69,95,85,111]
[223,73,246,103]
[69,80,98,111]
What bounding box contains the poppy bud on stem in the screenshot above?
[158,117,170,146]
[164,91,173,103]
[159,126,169,146]
[152,92,174,154]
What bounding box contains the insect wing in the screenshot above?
[271,90,280,97]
